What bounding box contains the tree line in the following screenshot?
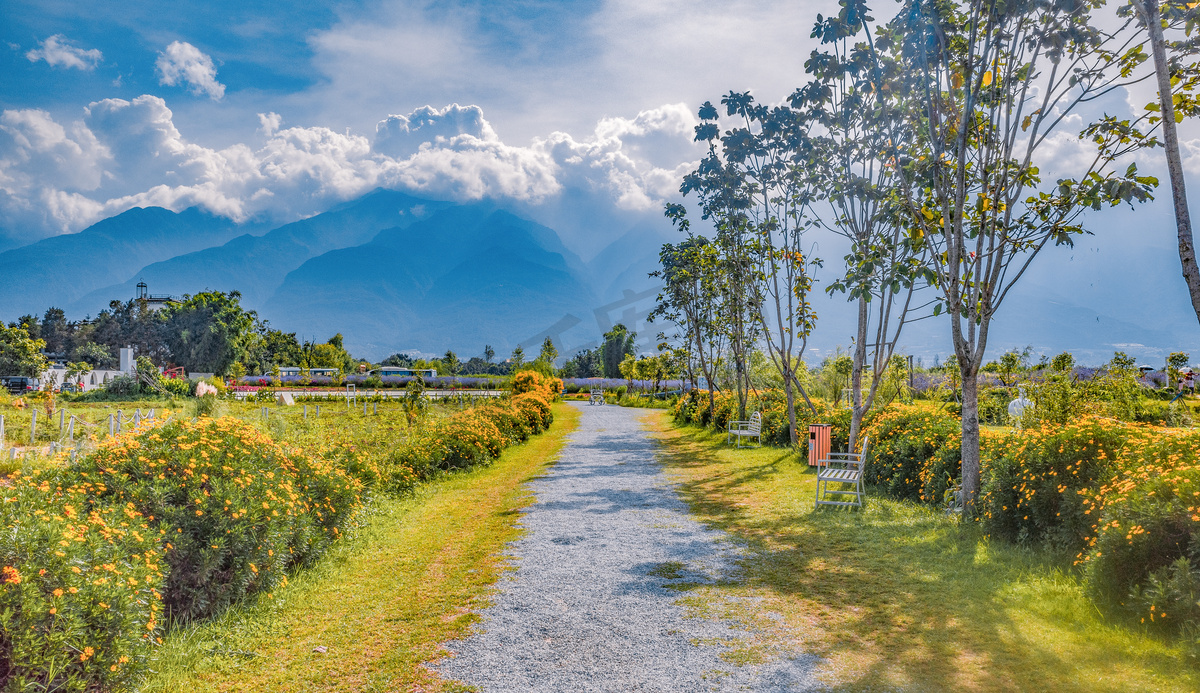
[0,292,601,382]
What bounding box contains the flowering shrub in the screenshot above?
[862,406,962,504]
[481,401,533,444]
[378,391,555,488]
[1081,430,1200,630]
[0,472,164,692]
[61,418,362,622]
[511,371,560,400]
[513,392,553,431]
[980,417,1135,552]
[429,410,506,470]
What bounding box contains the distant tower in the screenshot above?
[134,281,174,312]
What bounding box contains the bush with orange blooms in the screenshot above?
[1,468,164,691]
[64,418,362,623]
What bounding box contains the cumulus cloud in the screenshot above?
[374,104,498,158]
[25,35,103,71]
[0,98,698,241]
[155,41,225,100]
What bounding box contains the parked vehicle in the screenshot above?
[1,376,38,394]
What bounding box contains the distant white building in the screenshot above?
[41,366,125,392]
[135,281,176,312]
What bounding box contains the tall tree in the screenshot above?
[651,235,727,421]
[1127,0,1200,321]
[443,349,461,376]
[686,93,822,443]
[537,337,558,366]
[0,324,48,377]
[891,0,1157,511]
[163,291,257,375]
[800,0,935,450]
[601,324,636,378]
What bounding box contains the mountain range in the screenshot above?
[3,187,1200,365]
[0,189,666,360]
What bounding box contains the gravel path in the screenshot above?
[438,403,822,692]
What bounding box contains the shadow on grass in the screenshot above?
[654,423,1195,693]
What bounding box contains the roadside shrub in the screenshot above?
[980,417,1134,552]
[511,371,558,400]
[62,418,362,622]
[0,473,164,692]
[513,392,553,431]
[1082,430,1200,631]
[862,406,961,503]
[102,376,139,397]
[482,401,532,444]
[431,410,505,469]
[977,387,1011,425]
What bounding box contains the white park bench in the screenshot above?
[815,437,870,509]
[589,388,605,405]
[727,412,762,448]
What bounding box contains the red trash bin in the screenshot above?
[808,424,831,466]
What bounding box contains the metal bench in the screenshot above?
[815,437,870,509]
[589,388,605,405]
[727,412,762,448]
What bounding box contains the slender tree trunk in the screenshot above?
[960,362,982,515]
[785,367,799,446]
[1139,0,1200,321]
[848,297,868,451]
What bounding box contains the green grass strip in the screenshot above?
[142,402,580,693]
[648,412,1199,693]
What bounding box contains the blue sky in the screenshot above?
[3,0,1200,363]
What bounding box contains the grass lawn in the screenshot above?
[647,411,1199,692]
[141,402,580,693]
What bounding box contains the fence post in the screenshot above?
[30,410,37,446]
[116,410,122,434]
[134,411,141,428]
[68,416,75,441]
[303,405,308,420]
[59,409,65,432]
[108,414,114,437]
[316,405,321,418]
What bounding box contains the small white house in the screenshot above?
[41,366,125,392]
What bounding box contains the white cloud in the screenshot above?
[374,104,498,158]
[303,0,819,143]
[25,35,103,71]
[155,41,225,100]
[0,98,699,242]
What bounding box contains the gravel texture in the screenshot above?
[438,402,823,692]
